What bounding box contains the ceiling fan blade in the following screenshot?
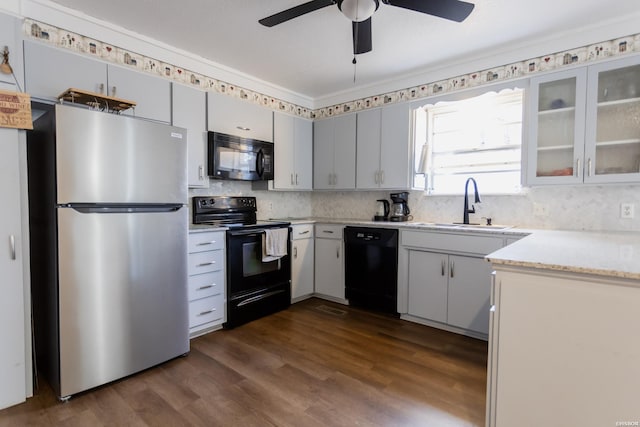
[259,0,335,27]
[383,0,474,22]
[352,17,372,54]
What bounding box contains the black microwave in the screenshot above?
[207,132,274,181]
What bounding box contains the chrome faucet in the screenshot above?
[463,177,481,224]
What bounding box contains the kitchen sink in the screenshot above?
[410,222,513,230]
[439,223,513,230]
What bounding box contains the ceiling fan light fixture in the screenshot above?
[338,0,379,22]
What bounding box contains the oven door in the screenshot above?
[225,227,291,328]
[226,227,291,296]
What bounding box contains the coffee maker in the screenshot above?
[389,192,411,222]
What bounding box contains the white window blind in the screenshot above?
[414,88,524,195]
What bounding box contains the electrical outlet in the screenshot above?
[533,203,548,216]
[620,203,635,219]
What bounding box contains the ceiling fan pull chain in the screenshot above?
[353,56,357,83]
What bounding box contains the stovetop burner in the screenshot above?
[192,196,289,230]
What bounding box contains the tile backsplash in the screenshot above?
[192,182,640,231]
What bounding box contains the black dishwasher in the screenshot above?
[344,227,398,315]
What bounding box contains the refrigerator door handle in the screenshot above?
[62,204,184,214]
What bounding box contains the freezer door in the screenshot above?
[55,104,187,204]
[56,206,189,398]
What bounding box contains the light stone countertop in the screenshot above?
[196,217,640,280]
[270,217,530,237]
[486,229,640,281]
[188,224,228,232]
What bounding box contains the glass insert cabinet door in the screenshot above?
[527,68,587,184]
[584,55,640,183]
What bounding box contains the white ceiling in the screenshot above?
[45,0,640,101]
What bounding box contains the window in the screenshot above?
[414,88,524,194]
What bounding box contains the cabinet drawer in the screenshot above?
[188,249,224,275]
[188,270,224,301]
[189,294,225,328]
[292,223,314,240]
[189,231,225,253]
[401,230,503,255]
[315,224,344,239]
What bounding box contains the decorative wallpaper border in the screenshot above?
[24,18,640,120]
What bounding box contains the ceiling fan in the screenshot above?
[259,0,475,56]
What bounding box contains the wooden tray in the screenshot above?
[57,88,136,112]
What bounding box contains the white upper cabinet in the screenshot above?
[584,55,640,183]
[207,91,273,142]
[172,83,209,188]
[527,68,587,184]
[0,14,20,87]
[106,65,171,123]
[24,40,107,98]
[356,103,411,189]
[313,114,356,190]
[273,112,313,190]
[527,55,640,185]
[24,41,171,123]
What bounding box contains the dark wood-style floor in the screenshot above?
[0,298,488,426]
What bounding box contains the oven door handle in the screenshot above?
[237,289,287,307]
[228,227,288,237]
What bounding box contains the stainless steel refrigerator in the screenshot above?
[27,103,189,400]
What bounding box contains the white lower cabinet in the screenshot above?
[407,251,493,335]
[314,224,346,302]
[291,224,314,302]
[399,230,504,338]
[187,230,226,337]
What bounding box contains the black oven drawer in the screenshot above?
[224,282,290,328]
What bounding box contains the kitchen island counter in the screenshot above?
[486,229,640,281]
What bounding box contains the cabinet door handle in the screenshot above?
[111,86,116,97]
[299,230,310,235]
[374,171,379,184]
[198,308,216,316]
[198,165,205,180]
[197,261,215,267]
[196,241,216,246]
[98,83,104,94]
[291,173,294,185]
[380,170,385,184]
[294,246,298,259]
[197,284,215,290]
[323,230,334,234]
[10,235,16,260]
[587,158,592,177]
[450,260,454,278]
[236,126,250,131]
[575,158,581,178]
[441,259,445,276]
[295,173,299,185]
[336,247,340,258]
[333,173,337,186]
